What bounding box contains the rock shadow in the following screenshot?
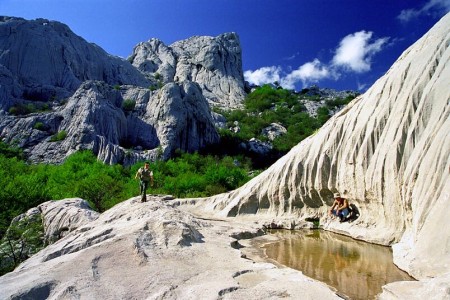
[346,204,360,223]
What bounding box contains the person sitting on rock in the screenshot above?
[135,161,154,202]
[329,193,349,222]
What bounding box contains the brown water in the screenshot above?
[261,230,414,300]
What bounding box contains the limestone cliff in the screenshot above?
[0,16,150,109]
[186,13,450,284]
[0,80,219,164]
[0,17,238,163]
[129,33,246,109]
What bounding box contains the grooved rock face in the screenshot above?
[186,13,450,284]
[130,32,246,109]
[38,198,99,244]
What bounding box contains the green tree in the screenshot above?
[0,214,44,275]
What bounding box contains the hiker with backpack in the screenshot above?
[135,161,154,202]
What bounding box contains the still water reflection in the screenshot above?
[262,230,414,300]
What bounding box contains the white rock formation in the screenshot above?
[38,198,99,244]
[0,197,340,299]
[1,80,219,164]
[179,13,450,297]
[1,13,449,300]
[0,17,245,164]
[129,33,246,109]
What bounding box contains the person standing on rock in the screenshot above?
[135,162,154,202]
[329,193,349,222]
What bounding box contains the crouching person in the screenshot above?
[329,193,349,222]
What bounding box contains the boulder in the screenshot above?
[300,99,327,117]
[261,123,287,141]
[211,111,227,129]
[244,138,273,155]
[0,198,98,273]
[38,198,99,244]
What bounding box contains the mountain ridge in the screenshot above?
[0,16,245,164]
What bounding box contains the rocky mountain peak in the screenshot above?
[0,16,150,106]
[129,32,246,109]
[0,17,246,164]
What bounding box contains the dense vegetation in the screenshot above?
[0,144,254,239]
[211,84,357,167]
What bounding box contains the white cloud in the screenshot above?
[280,59,331,89]
[245,30,389,90]
[332,31,388,73]
[244,66,281,86]
[398,0,450,23]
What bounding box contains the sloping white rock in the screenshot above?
[181,12,450,290]
[0,197,340,300]
[38,198,99,244]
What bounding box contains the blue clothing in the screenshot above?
[332,208,349,219]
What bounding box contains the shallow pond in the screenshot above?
[260,230,414,300]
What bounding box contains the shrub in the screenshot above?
[8,103,51,116]
[33,122,46,131]
[50,130,67,142]
[8,104,37,116]
[217,84,350,167]
[0,141,24,159]
[122,99,136,111]
[0,148,256,270]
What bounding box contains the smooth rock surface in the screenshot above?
[0,198,340,300]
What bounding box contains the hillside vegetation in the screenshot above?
[0,146,254,239]
[210,84,358,167]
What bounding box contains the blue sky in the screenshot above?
[1,0,449,92]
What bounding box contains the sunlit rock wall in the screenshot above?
[192,13,450,279]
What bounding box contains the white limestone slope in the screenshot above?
[0,198,340,300]
[188,13,450,281]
